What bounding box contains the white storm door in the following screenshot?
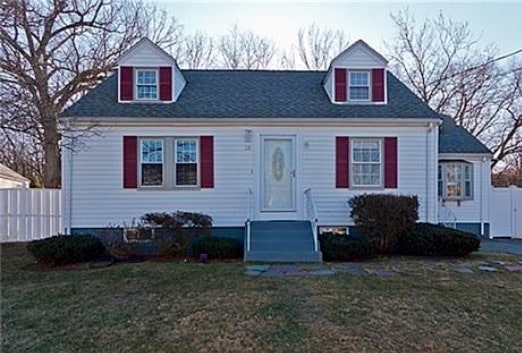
[261,136,296,212]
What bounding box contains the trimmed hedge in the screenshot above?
[395,223,480,257]
[349,194,418,254]
[27,235,106,266]
[191,237,243,260]
[319,233,375,261]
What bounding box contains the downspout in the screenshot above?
[480,157,484,237]
[63,119,73,235]
[425,123,433,222]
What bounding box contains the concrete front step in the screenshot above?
[245,251,322,263]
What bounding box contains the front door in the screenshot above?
[261,136,296,212]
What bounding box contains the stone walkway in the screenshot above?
[245,259,522,278]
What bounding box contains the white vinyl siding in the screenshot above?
[68,124,438,229]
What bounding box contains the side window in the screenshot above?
[140,139,164,186]
[439,162,473,200]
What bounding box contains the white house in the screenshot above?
[0,164,30,189]
[61,38,492,261]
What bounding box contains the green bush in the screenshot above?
[395,223,480,257]
[190,237,243,260]
[349,194,418,254]
[319,233,375,261]
[98,228,139,261]
[27,235,105,266]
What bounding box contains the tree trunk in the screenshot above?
[41,112,61,188]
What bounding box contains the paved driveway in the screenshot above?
[480,239,522,256]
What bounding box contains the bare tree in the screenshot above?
[386,10,522,168]
[179,31,214,69]
[0,0,182,187]
[296,23,349,70]
[218,24,276,69]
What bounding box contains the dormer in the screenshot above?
[324,40,388,104]
[117,37,186,103]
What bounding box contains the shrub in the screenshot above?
[319,233,375,261]
[190,237,243,260]
[141,211,212,236]
[143,211,213,258]
[27,235,105,266]
[98,228,139,261]
[152,228,194,258]
[395,223,480,257]
[349,194,418,254]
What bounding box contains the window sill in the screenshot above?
[136,186,201,191]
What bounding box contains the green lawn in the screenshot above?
[1,243,522,353]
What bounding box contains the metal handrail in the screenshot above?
[246,188,253,252]
[304,188,319,252]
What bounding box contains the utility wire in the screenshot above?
[427,48,522,85]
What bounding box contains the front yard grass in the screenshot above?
[1,243,521,353]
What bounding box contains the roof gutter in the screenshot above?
[61,116,442,127]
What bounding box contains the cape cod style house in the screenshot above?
[62,38,492,261]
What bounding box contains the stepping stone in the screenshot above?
[374,270,398,278]
[245,270,262,277]
[286,271,309,277]
[494,261,508,265]
[260,271,285,278]
[478,266,499,272]
[308,269,334,276]
[270,264,302,273]
[246,264,270,272]
[332,264,368,277]
[505,265,522,272]
[454,267,474,274]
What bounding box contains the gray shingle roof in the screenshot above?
[63,70,440,119]
[439,115,492,154]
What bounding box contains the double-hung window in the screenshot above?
[140,139,164,186]
[136,69,158,100]
[349,71,370,101]
[175,138,198,186]
[438,162,473,200]
[351,139,382,187]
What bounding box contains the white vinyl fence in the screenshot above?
[490,187,522,238]
[0,188,62,242]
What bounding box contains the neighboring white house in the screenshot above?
[0,164,30,189]
[61,38,493,261]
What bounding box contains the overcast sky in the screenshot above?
[159,1,521,60]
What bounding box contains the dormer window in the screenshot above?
[136,69,158,100]
[349,71,370,101]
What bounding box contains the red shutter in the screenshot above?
[372,68,385,102]
[384,137,398,188]
[334,68,347,102]
[200,136,214,188]
[120,66,133,101]
[123,136,138,188]
[159,66,172,101]
[336,137,350,188]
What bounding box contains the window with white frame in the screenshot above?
[136,69,158,100]
[351,139,382,187]
[349,71,370,100]
[438,162,473,200]
[140,139,164,186]
[175,138,198,186]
